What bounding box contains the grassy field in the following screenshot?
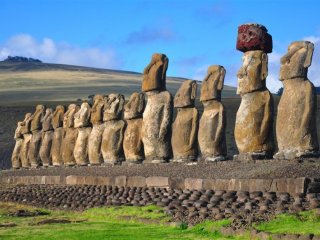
[0,202,319,240]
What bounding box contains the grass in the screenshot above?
[255,210,320,236]
[1,202,320,239]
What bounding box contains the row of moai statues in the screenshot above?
[11,23,319,169]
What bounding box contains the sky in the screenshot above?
[0,0,319,93]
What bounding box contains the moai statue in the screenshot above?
[88,94,105,165]
[61,104,79,166]
[274,41,319,159]
[234,23,274,161]
[198,66,227,162]
[19,113,32,168]
[171,80,199,162]
[28,105,45,168]
[51,105,65,166]
[39,108,54,167]
[123,92,145,164]
[74,102,92,165]
[141,53,173,163]
[11,121,23,169]
[101,94,126,164]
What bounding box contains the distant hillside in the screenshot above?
[0,61,238,105]
[3,56,42,63]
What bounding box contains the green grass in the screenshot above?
[1,202,319,240]
[255,210,320,236]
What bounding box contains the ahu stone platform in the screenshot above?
[1,160,320,195]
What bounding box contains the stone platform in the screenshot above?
[1,159,320,195]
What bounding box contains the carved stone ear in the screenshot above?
[191,81,197,100]
[304,42,314,68]
[138,93,145,113]
[261,53,268,80]
[218,67,226,91]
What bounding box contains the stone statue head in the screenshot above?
[52,105,65,129]
[174,80,197,107]
[91,94,105,124]
[142,53,169,92]
[63,104,79,128]
[74,102,91,128]
[30,104,46,131]
[42,108,54,131]
[124,92,145,120]
[237,50,268,95]
[20,113,32,134]
[103,93,125,121]
[279,41,314,81]
[200,65,225,102]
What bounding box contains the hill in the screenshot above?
[0,61,238,106]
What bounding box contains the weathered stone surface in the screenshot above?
[101,120,126,164]
[52,105,65,129]
[169,178,185,190]
[28,105,45,168]
[275,41,318,160]
[142,90,173,162]
[51,127,64,166]
[39,108,54,166]
[90,94,105,125]
[11,121,23,169]
[172,108,199,162]
[127,176,146,187]
[234,90,274,156]
[88,123,105,165]
[61,104,79,166]
[101,94,126,164]
[28,130,42,168]
[30,105,45,132]
[235,50,274,158]
[74,102,91,166]
[74,127,91,166]
[174,80,197,107]
[39,130,53,166]
[146,176,169,187]
[185,178,203,190]
[115,176,127,187]
[172,80,198,162]
[123,118,144,163]
[20,133,32,168]
[123,92,145,163]
[142,53,168,92]
[200,65,226,101]
[198,100,226,161]
[103,94,125,121]
[236,23,272,53]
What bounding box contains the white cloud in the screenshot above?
[0,34,120,69]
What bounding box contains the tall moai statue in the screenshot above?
[51,105,65,166]
[74,102,92,165]
[39,108,54,167]
[123,92,145,164]
[234,23,275,161]
[88,94,105,165]
[101,94,126,165]
[141,53,173,163]
[61,104,79,166]
[11,121,23,169]
[198,66,227,161]
[19,113,32,168]
[274,41,319,159]
[172,80,199,162]
[28,105,45,168]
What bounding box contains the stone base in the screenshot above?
[143,158,168,164]
[233,152,272,162]
[103,160,122,166]
[171,156,197,163]
[204,155,226,162]
[274,150,320,160]
[122,160,143,166]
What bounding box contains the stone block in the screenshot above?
[66,175,86,185]
[185,178,203,190]
[115,176,127,187]
[214,179,229,190]
[249,179,273,192]
[308,179,320,193]
[169,178,185,190]
[236,23,272,53]
[127,176,146,187]
[203,179,216,190]
[146,176,169,188]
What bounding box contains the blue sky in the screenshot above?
[0,0,319,92]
